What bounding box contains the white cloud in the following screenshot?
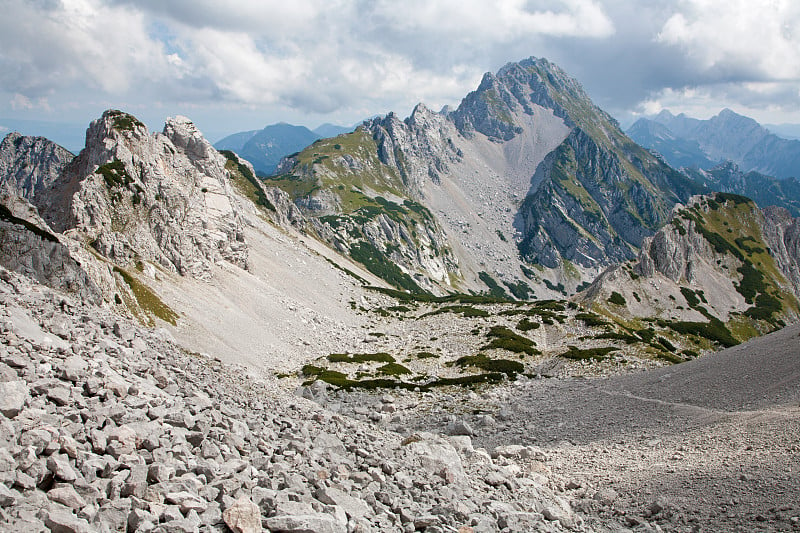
[1,0,799,128]
[371,0,614,40]
[657,0,800,80]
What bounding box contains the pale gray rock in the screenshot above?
[265,513,347,533]
[222,495,262,533]
[0,132,73,201]
[0,194,102,303]
[48,485,87,509]
[0,379,29,418]
[44,507,93,533]
[47,454,78,482]
[0,483,17,507]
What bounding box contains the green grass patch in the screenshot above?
[377,363,411,376]
[422,305,490,318]
[607,291,626,306]
[114,267,177,325]
[451,353,524,376]
[482,326,540,356]
[365,286,513,305]
[219,150,276,212]
[659,319,738,348]
[575,312,608,327]
[515,318,540,331]
[559,345,616,361]
[327,352,395,364]
[589,331,640,344]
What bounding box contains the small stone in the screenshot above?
[47,454,78,482]
[48,485,87,509]
[447,420,474,436]
[166,491,208,514]
[0,380,29,418]
[223,496,262,533]
[60,356,87,382]
[0,484,17,507]
[47,386,72,406]
[265,514,346,533]
[44,508,93,533]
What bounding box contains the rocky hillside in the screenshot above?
[0,265,622,533]
[582,193,800,345]
[633,109,800,179]
[269,57,701,298]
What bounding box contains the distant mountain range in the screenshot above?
[628,109,800,179]
[214,122,352,175]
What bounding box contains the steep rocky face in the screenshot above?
[0,132,74,201]
[268,121,459,293]
[35,110,249,279]
[501,59,701,271]
[0,194,102,303]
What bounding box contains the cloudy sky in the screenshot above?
[1,0,798,147]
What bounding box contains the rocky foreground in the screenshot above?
[0,265,646,533]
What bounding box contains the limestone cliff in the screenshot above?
[35,110,248,279]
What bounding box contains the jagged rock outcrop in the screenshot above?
[34,110,248,278]
[269,122,459,293]
[761,205,800,296]
[0,133,74,201]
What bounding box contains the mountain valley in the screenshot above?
[1,56,799,533]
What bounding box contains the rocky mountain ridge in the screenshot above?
[31,110,250,280]
[630,109,800,179]
[582,193,800,338]
[270,57,700,298]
